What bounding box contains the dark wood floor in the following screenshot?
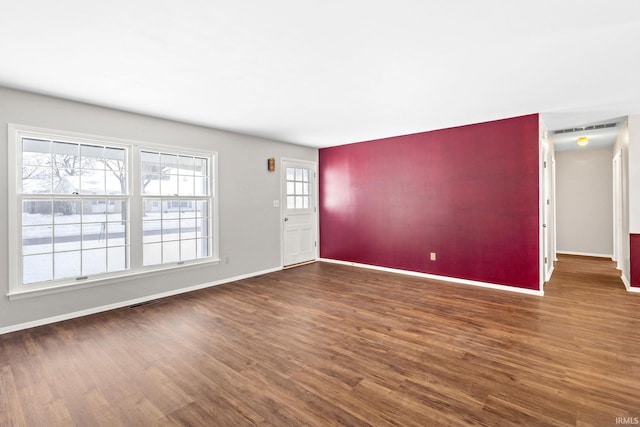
[2,255,639,426]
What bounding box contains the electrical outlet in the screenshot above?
[430,252,436,261]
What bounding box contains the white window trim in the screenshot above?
[7,124,220,300]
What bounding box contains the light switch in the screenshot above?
[273,200,280,208]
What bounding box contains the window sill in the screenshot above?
[6,258,221,301]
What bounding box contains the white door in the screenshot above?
[282,160,317,267]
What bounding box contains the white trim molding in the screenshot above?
[0,266,281,335]
[318,258,544,296]
[545,265,555,283]
[621,274,640,293]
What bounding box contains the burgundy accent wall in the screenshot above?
[319,114,540,290]
[630,234,640,288]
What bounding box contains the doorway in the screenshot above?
[281,159,317,267]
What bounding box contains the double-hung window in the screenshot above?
[140,150,211,266]
[9,125,217,297]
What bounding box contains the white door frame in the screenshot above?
[539,134,556,291]
[613,151,623,269]
[280,158,318,267]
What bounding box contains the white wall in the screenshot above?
[555,147,613,257]
[0,87,317,331]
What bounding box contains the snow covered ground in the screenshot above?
[21,211,209,285]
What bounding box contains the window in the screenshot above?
[286,167,311,209]
[9,125,218,296]
[20,137,128,284]
[140,150,211,266]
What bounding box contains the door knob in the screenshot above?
[284,217,288,222]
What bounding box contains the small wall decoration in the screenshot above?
[267,157,275,172]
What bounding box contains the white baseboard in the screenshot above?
[318,258,543,296]
[622,274,631,290]
[556,251,613,258]
[621,274,640,293]
[545,265,555,282]
[0,266,282,336]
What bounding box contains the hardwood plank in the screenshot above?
[1,254,639,426]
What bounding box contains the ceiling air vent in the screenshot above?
[552,122,618,135]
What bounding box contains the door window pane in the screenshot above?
[286,167,311,210]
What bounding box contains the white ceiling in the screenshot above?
[1,0,639,148]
